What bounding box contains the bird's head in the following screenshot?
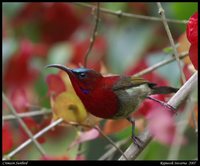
[45,64,103,95]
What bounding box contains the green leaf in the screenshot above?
[170,2,198,20]
[168,3,198,32]
[102,3,128,11]
[34,73,50,108]
[137,141,169,160]
[163,43,179,54]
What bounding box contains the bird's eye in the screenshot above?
[78,72,87,79]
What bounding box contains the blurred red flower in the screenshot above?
[147,108,176,144]
[9,88,29,113]
[186,12,198,70]
[46,74,66,98]
[3,123,13,154]
[12,3,81,45]
[133,94,165,118]
[19,117,46,144]
[70,36,107,71]
[4,40,39,90]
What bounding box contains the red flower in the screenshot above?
[186,12,198,70]
[12,3,81,45]
[70,36,107,71]
[133,94,165,118]
[147,108,176,145]
[2,123,13,154]
[3,40,38,90]
[19,117,46,144]
[41,3,81,45]
[10,88,29,113]
[46,74,66,98]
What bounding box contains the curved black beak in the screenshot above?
[45,64,73,75]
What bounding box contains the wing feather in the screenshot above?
[112,76,156,91]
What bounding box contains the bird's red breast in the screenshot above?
[74,75,121,119]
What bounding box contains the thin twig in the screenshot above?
[133,51,188,77]
[94,126,128,160]
[3,109,51,121]
[84,2,100,67]
[3,117,127,160]
[2,93,47,158]
[157,3,186,84]
[75,3,188,24]
[3,118,64,160]
[67,122,128,160]
[119,72,198,160]
[98,138,129,160]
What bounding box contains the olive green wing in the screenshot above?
[112,76,156,91]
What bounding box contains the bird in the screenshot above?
[45,64,178,147]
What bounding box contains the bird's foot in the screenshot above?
[132,135,144,148]
[147,96,177,115]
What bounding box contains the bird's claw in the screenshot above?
[163,103,177,115]
[132,136,143,148]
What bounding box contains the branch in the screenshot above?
[157,3,186,84]
[98,138,129,160]
[119,71,198,160]
[3,118,127,160]
[65,122,128,160]
[3,109,51,121]
[84,2,100,67]
[2,93,47,157]
[133,51,188,77]
[3,118,63,160]
[94,126,128,160]
[167,94,196,160]
[75,3,188,24]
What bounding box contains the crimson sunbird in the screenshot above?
[46,64,178,147]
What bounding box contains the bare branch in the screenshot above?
[3,117,127,160]
[133,51,188,77]
[84,2,100,67]
[3,109,51,121]
[119,72,198,160]
[157,3,186,84]
[3,118,63,160]
[167,94,196,160]
[65,122,128,160]
[98,138,129,160]
[75,3,188,24]
[2,93,47,158]
[94,126,128,160]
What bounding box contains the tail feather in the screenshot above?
[151,86,178,95]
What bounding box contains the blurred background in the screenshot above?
[2,2,198,160]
